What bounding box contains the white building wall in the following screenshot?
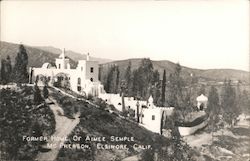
[86,61,99,82]
[98,93,174,134]
[31,57,101,97]
[55,58,70,69]
[99,93,123,111]
[141,108,163,133]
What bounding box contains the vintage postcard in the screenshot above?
[0,0,249,161]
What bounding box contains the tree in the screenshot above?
[221,79,239,126]
[104,65,120,93]
[115,66,120,93]
[104,66,114,93]
[13,44,29,83]
[136,58,154,99]
[207,86,220,130]
[132,69,140,98]
[34,84,43,105]
[43,85,49,99]
[0,56,12,84]
[238,90,250,115]
[6,56,12,82]
[98,65,103,81]
[149,70,161,106]
[167,63,184,108]
[208,86,220,115]
[125,61,133,96]
[152,70,160,85]
[120,80,126,112]
[161,69,166,106]
[0,59,7,84]
[198,84,206,95]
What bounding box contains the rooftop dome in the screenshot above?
[196,94,208,102]
[148,95,154,103]
[42,63,52,69]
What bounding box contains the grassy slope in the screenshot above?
[50,89,198,161]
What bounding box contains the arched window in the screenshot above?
[77,78,81,92]
[77,78,81,85]
[90,78,93,82]
[90,67,94,73]
[199,103,204,110]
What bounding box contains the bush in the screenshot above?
[43,85,49,99]
[0,87,55,161]
[34,85,44,105]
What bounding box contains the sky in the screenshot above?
[1,0,249,71]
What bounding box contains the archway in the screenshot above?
[77,77,81,92]
[34,74,47,86]
[54,72,70,89]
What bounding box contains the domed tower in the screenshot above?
[147,95,154,108]
[196,94,208,110]
[55,48,70,69]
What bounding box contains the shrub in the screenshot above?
[43,85,49,99]
[0,87,55,161]
[34,85,44,105]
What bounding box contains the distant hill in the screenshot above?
[0,41,77,68]
[1,41,248,83]
[100,58,250,84]
[0,41,112,69]
[36,46,113,64]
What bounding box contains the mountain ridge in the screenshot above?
[100,58,250,83]
[1,41,249,83]
[35,46,113,64]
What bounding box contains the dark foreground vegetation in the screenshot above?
[0,86,55,161]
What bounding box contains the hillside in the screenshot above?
[36,46,112,64]
[49,89,199,161]
[0,41,77,68]
[100,58,250,83]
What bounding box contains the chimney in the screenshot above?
[87,53,90,61]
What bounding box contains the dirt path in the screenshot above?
[35,97,80,161]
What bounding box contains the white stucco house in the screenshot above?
[29,48,208,135]
[30,49,105,96]
[98,93,174,134]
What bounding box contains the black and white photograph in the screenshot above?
[0,0,249,161]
